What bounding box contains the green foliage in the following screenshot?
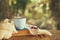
[6,0,57,29]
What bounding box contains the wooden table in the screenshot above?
[50,30,60,40]
[8,30,51,40]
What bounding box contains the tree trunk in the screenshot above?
[0,0,13,21]
[50,0,60,29]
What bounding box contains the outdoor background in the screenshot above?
[0,0,60,30]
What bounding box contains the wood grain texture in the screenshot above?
[4,30,60,40]
[50,30,60,40]
[8,30,50,40]
[9,35,50,40]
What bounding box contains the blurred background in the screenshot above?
[0,0,60,30]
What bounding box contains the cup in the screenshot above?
[13,18,26,30]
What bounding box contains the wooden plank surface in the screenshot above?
[10,30,50,40]
[50,30,60,40]
[12,30,30,36]
[9,35,50,40]
[8,30,60,40]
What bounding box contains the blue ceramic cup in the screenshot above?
[13,18,26,30]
